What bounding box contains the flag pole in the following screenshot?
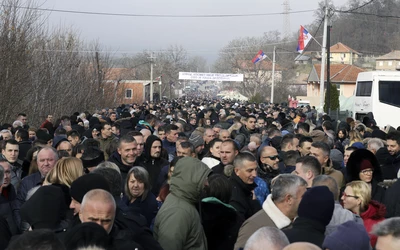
[270,46,276,104]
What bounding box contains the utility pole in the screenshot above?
[319,0,329,112]
[149,52,156,102]
[270,46,276,104]
[283,0,291,40]
[159,75,162,100]
[327,24,331,114]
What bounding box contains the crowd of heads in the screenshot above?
[1,99,400,249]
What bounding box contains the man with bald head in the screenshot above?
[258,146,281,186]
[140,128,152,142]
[283,242,321,250]
[244,227,289,250]
[79,189,116,234]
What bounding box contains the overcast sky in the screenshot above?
[40,0,349,62]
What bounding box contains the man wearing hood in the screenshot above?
[154,157,211,250]
[143,135,169,195]
[109,135,138,183]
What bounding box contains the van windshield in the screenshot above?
[356,81,372,96]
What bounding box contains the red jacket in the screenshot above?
[361,200,386,247]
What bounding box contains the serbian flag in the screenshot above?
[252,50,267,64]
[297,25,313,53]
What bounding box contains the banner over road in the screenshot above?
[179,72,243,82]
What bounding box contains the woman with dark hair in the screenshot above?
[201,138,222,168]
[346,149,386,202]
[336,128,349,148]
[122,166,158,227]
[201,174,244,250]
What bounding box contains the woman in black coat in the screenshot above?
[201,174,244,250]
[346,149,386,203]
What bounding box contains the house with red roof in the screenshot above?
[297,64,365,107]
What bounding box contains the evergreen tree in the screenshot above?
[324,82,340,113]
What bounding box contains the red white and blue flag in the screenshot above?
[297,25,313,53]
[252,50,267,64]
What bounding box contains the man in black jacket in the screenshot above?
[0,160,19,235]
[109,135,138,183]
[212,139,238,175]
[142,135,169,195]
[229,152,261,220]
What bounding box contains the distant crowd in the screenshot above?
[0,98,400,250]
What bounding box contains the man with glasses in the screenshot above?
[258,146,281,187]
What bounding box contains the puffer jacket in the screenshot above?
[154,157,211,250]
[361,200,386,247]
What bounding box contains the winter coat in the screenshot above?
[234,126,256,149]
[283,217,327,248]
[0,155,23,189]
[162,139,176,161]
[121,192,158,227]
[109,152,134,184]
[154,157,211,250]
[142,135,169,196]
[15,171,43,229]
[323,161,345,188]
[345,149,386,202]
[0,184,19,235]
[229,172,261,220]
[376,147,400,180]
[18,141,32,162]
[0,216,11,250]
[361,200,386,247]
[326,202,364,236]
[234,195,292,250]
[201,197,243,250]
[211,162,225,175]
[98,134,118,160]
[253,177,269,206]
[384,178,400,217]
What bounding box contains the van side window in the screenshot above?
[379,81,400,107]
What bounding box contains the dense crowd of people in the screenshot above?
[1,99,400,250]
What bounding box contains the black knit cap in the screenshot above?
[70,174,110,203]
[298,186,335,226]
[63,222,111,250]
[80,147,105,169]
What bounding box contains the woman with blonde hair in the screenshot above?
[348,130,363,147]
[341,181,386,247]
[44,157,84,188]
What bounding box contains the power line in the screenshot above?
[14,5,316,18]
[335,10,400,19]
[338,0,376,13]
